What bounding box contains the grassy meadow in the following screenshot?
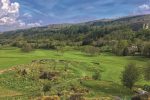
[0,46,149,99]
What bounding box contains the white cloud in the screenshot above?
[17,20,41,28]
[139,4,150,10]
[23,13,32,18]
[27,23,41,27]
[135,0,150,15]
[0,17,16,25]
[0,0,41,31]
[0,0,19,25]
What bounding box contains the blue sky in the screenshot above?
[0,0,150,31]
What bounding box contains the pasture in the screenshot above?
[0,47,149,99]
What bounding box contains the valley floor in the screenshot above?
[0,47,149,99]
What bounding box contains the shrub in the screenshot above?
[142,42,150,58]
[143,85,150,92]
[121,63,140,89]
[92,70,101,80]
[42,82,51,95]
[83,46,100,56]
[69,93,83,100]
[21,43,33,52]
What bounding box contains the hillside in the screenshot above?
[1,14,150,35]
[86,14,150,25]
[0,15,149,49]
[0,15,149,59]
[0,14,150,100]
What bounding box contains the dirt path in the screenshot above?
[0,67,15,74]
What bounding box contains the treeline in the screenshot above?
[0,24,149,57]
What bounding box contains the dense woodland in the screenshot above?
[0,14,150,58]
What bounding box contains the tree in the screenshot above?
[83,46,100,56]
[121,63,140,89]
[144,62,150,81]
[123,47,129,56]
[142,42,150,58]
[56,46,64,56]
[113,40,129,56]
[134,39,143,53]
[21,43,33,52]
[0,44,2,49]
[137,29,150,41]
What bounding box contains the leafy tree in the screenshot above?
[0,44,2,49]
[123,47,129,56]
[142,42,150,58]
[136,29,150,41]
[134,39,143,53]
[113,40,129,56]
[121,63,140,89]
[21,43,33,52]
[108,29,135,40]
[82,38,92,45]
[56,46,65,56]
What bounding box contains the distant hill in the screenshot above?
[83,14,150,30]
[85,14,150,25]
[1,14,150,34]
[0,14,150,42]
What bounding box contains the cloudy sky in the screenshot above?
[0,0,150,31]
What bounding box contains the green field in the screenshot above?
[0,47,149,99]
[0,47,149,82]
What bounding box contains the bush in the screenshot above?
[21,43,33,52]
[143,85,150,92]
[112,40,129,56]
[92,71,101,80]
[69,93,83,100]
[42,82,51,95]
[92,68,101,80]
[121,63,140,89]
[142,42,150,58]
[83,46,100,56]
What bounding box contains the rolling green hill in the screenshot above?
[1,14,150,38]
[0,14,150,99]
[0,47,149,99]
